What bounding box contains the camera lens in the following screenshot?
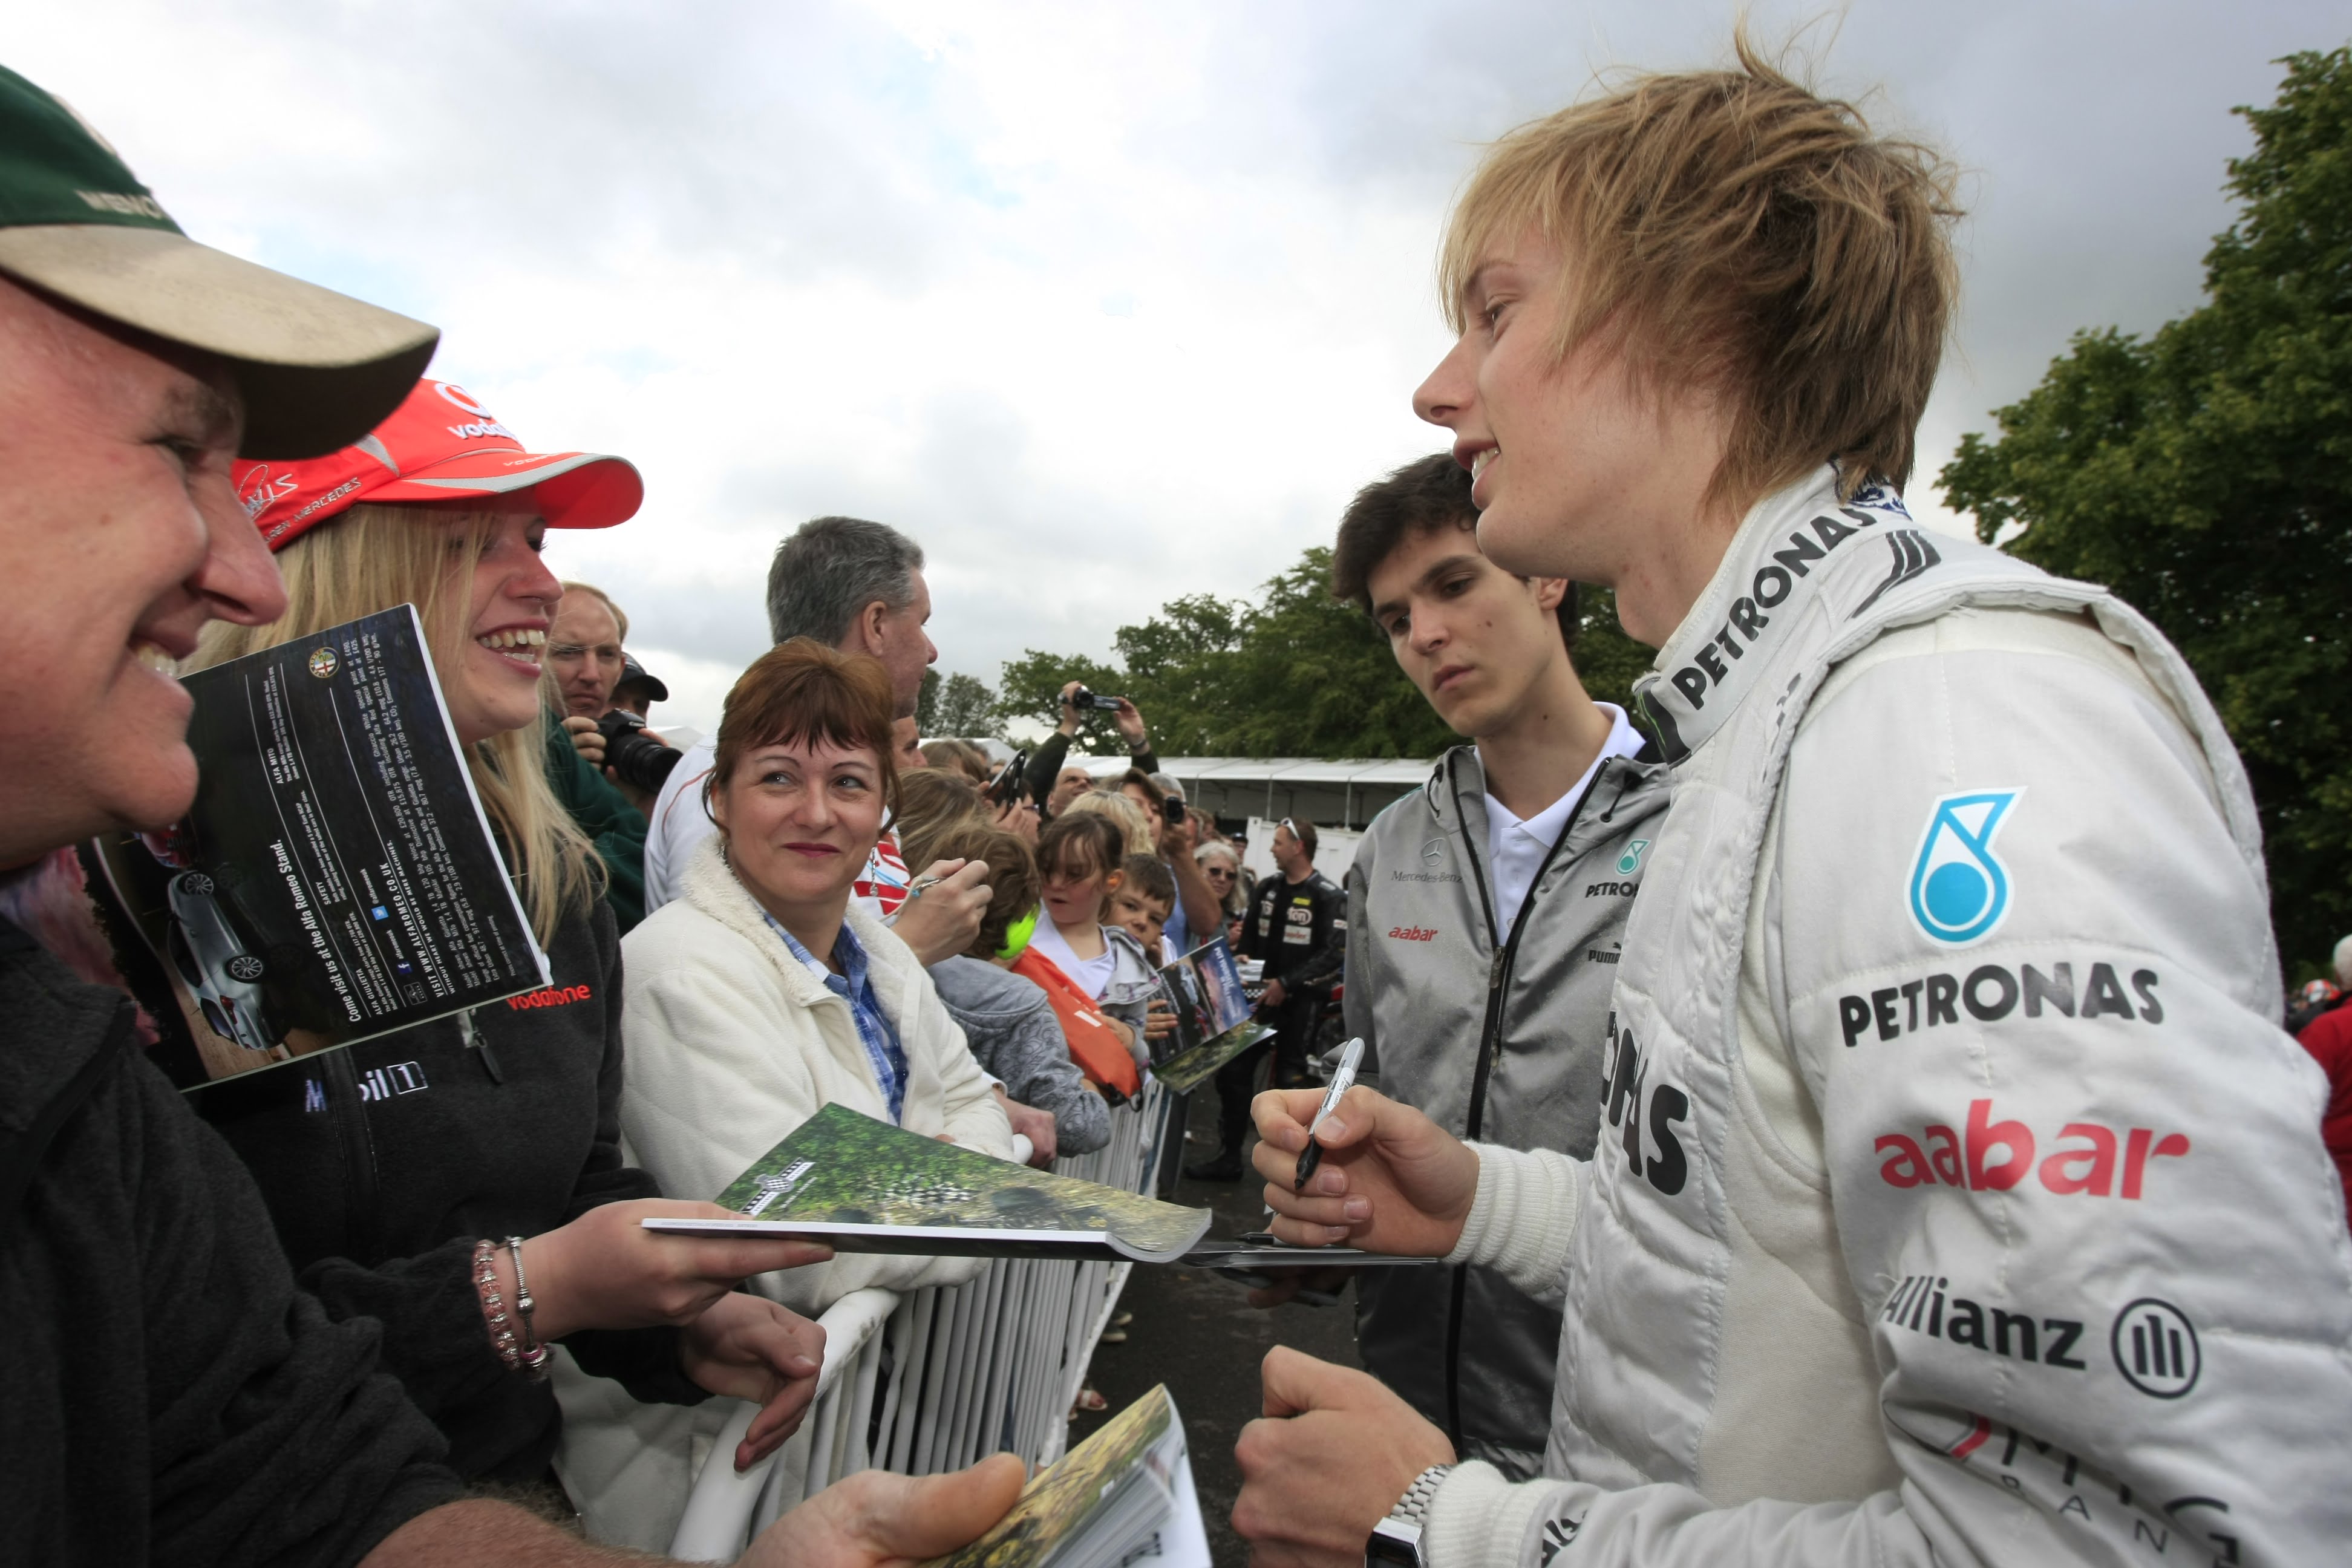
[595,710,682,793]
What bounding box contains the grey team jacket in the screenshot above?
[1418,468,2352,1567]
[1346,743,1671,1475]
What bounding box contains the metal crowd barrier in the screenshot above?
[668,1080,1176,1562]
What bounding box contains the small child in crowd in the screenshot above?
[1107,854,1177,963]
[915,819,1112,1164]
[1021,814,1160,1088]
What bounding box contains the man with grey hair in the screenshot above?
[642,515,988,964]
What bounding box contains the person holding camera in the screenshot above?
[549,581,685,809]
[539,580,668,932]
[1021,681,1160,817]
[1113,768,1220,959]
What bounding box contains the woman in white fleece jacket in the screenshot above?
[556,638,1010,1549]
[619,637,1012,1310]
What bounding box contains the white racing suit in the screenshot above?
[1419,469,2352,1567]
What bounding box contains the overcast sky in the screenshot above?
[15,2,2345,735]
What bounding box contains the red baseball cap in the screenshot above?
[236,378,644,550]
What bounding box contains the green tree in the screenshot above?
[1940,47,2352,973]
[996,648,1126,748]
[916,670,1005,739]
[996,548,1659,761]
[936,673,1002,738]
[1564,584,1653,714]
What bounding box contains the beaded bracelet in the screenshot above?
[471,1238,551,1380]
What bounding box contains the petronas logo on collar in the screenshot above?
[1907,790,2024,946]
[1616,839,1650,877]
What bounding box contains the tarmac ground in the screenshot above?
[1068,1085,1364,1567]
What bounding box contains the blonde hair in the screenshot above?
[189,503,601,941]
[1062,788,1154,860]
[1438,33,1961,508]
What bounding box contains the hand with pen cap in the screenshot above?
[1249,1085,1478,1255]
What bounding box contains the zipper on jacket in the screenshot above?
[322,1049,386,1263]
[458,1007,503,1083]
[1438,751,1610,1454]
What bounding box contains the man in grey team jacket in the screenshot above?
[1324,453,1669,1477]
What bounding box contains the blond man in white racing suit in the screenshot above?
[1229,43,2352,1568]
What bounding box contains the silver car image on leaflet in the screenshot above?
[166,871,277,1050]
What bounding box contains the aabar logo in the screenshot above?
[1908,789,2022,946]
[507,982,593,1010]
[1386,925,1437,942]
[1873,1099,2189,1200]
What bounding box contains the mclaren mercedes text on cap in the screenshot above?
[238,379,644,550]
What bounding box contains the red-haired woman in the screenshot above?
[619,638,1013,1315]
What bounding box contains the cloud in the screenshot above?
[11,0,2344,695]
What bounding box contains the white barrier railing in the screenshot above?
[669,1080,1176,1562]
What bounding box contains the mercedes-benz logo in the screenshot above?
[1420,838,1445,866]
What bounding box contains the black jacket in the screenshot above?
[196,897,702,1481]
[1238,868,1345,993]
[1344,745,1672,1476]
[1020,730,1159,812]
[0,918,460,1566]
[543,719,650,932]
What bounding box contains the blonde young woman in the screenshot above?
[192,381,831,1497]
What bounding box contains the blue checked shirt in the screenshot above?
[760,912,909,1125]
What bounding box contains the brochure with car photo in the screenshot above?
[1147,933,1274,1093]
[82,606,550,1089]
[919,1383,1206,1568]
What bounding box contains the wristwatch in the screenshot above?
[1365,1464,1452,1567]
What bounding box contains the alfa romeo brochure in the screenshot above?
[87,606,549,1089]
